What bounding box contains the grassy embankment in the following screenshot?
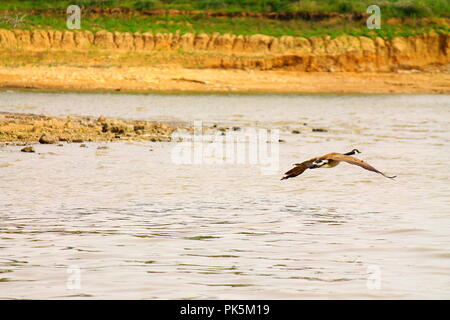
[0,0,448,39]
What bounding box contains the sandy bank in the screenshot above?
[0,29,449,94]
[0,65,449,94]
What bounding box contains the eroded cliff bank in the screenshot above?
[0,28,449,94]
[0,29,449,72]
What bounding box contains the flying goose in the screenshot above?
[281,149,396,180]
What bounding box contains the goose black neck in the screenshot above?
[344,149,360,156]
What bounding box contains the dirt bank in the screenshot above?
[0,28,449,94]
[1,29,449,72]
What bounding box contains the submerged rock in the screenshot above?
[21,146,35,153]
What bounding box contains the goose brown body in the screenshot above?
[281,149,396,180]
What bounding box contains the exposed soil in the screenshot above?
[0,65,449,95]
[1,29,448,73]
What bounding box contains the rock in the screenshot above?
[72,138,84,143]
[109,123,126,134]
[21,146,35,153]
[292,130,301,134]
[97,115,106,122]
[39,133,55,144]
[80,143,87,148]
[312,128,327,132]
[133,125,145,131]
[101,122,109,132]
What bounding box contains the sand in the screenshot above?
[1,65,449,95]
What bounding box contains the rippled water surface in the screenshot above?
[0,92,449,299]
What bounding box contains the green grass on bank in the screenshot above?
[0,0,448,39]
[0,0,449,18]
[0,11,448,39]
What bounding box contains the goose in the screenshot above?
[281,149,396,180]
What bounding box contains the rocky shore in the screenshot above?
[0,112,182,144]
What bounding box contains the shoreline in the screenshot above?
[0,111,187,144]
[1,66,449,95]
[0,29,448,95]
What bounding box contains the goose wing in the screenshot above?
[281,160,315,180]
[327,154,396,179]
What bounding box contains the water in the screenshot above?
[0,91,449,299]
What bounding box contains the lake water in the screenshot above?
[0,91,449,299]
